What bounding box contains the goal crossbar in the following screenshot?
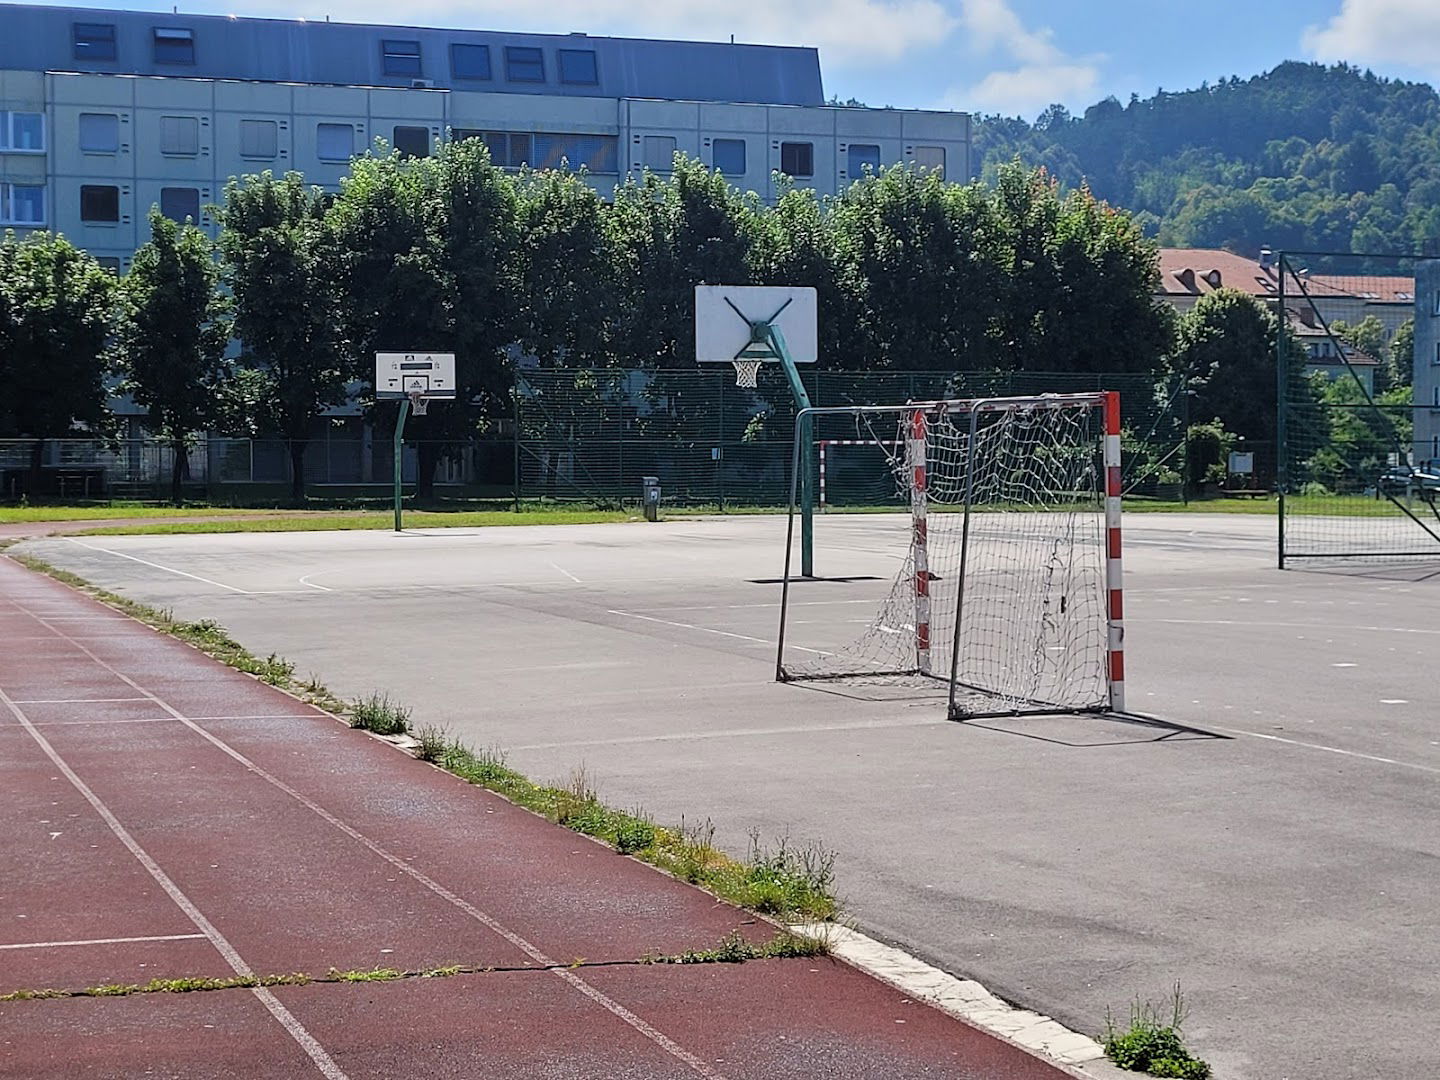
[775,393,1126,720]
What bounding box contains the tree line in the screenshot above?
[0,148,1180,500]
[978,61,1440,257]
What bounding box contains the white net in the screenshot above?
[781,398,1111,718]
[732,359,763,388]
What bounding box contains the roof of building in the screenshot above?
[1158,247,1414,305]
[0,3,825,105]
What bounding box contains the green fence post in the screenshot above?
[393,397,411,533]
[767,326,815,576]
[1276,254,1287,568]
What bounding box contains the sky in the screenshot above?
[28,0,1440,118]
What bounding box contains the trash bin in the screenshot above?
[642,476,661,521]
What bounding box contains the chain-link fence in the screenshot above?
[1277,251,1440,562]
[516,368,1182,508]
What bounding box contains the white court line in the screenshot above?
[511,715,948,752]
[0,933,206,951]
[9,597,730,1080]
[27,713,326,728]
[0,684,347,1080]
[297,574,332,592]
[547,561,582,584]
[607,608,827,655]
[1134,617,1440,635]
[1210,725,1440,776]
[9,697,152,704]
[62,538,251,594]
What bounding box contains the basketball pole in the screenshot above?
[766,325,815,577]
[393,396,411,533]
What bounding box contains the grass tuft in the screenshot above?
[1102,983,1212,1079]
[650,929,831,965]
[329,967,403,983]
[412,723,450,763]
[0,988,66,1001]
[349,693,411,736]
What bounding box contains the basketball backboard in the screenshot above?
[375,352,457,400]
[694,286,817,365]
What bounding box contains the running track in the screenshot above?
[0,556,1070,1079]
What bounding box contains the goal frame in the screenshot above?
[774,393,1126,719]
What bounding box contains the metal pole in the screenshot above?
[775,406,807,681]
[767,325,815,576]
[946,401,987,720]
[1181,387,1191,506]
[512,390,521,512]
[393,397,411,533]
[1276,254,1288,569]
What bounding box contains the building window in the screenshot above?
[153,27,195,65]
[534,133,618,174]
[74,22,117,61]
[1433,289,1440,317]
[913,145,945,177]
[160,187,200,223]
[0,112,44,153]
[0,184,45,226]
[81,184,120,223]
[79,113,120,153]
[451,43,491,80]
[316,123,354,162]
[159,115,199,156]
[557,49,597,85]
[239,119,278,159]
[780,141,813,178]
[712,138,746,175]
[393,126,429,158]
[848,143,881,175]
[644,136,676,171]
[96,256,121,275]
[505,46,545,83]
[1434,341,1440,365]
[382,39,422,77]
[481,131,532,168]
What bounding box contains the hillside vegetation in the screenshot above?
[976,62,1440,256]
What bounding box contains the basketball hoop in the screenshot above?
[731,359,762,389]
[408,390,428,416]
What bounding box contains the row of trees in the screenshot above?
[0,146,1176,500]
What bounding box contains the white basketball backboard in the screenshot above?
[695,286,817,365]
[375,352,457,399]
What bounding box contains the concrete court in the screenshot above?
[18,512,1440,1080]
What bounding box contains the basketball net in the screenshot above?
[409,390,428,416]
[732,359,762,389]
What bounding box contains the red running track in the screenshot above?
[0,556,1072,1079]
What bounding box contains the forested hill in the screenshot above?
[974,62,1440,257]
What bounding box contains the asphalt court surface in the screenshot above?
[0,555,1072,1080]
[19,513,1440,1080]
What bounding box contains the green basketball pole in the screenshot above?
[766,326,815,577]
[393,397,411,533]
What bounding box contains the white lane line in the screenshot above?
[0,933,206,951]
[607,608,827,655]
[9,697,152,704]
[11,598,730,1080]
[62,538,251,595]
[511,716,949,752]
[297,574,332,592]
[547,561,582,584]
[27,713,326,727]
[1209,724,1440,776]
[1135,617,1440,635]
[0,685,347,1080]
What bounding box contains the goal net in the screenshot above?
[777,394,1125,719]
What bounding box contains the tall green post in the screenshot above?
[1276,254,1287,569]
[393,397,411,533]
[766,326,815,577]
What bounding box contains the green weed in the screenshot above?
[413,723,450,763]
[1102,983,1211,1079]
[349,693,411,736]
[329,967,403,983]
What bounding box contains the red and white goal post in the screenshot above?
[776,392,1126,720]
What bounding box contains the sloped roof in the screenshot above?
[1157,248,1414,305]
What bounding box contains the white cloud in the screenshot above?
[267,0,954,65]
[964,63,1100,114]
[938,0,1102,116]
[1302,0,1440,76]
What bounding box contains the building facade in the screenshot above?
[0,4,972,271]
[1415,260,1440,466]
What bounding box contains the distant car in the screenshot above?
[1377,466,1440,501]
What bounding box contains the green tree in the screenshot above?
[0,232,116,488]
[1391,317,1414,387]
[606,155,759,367]
[116,211,231,504]
[1332,314,1394,390]
[1175,288,1285,441]
[515,167,609,367]
[830,163,1000,370]
[217,171,346,501]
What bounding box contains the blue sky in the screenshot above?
[27,0,1440,118]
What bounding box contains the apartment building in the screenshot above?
[0,4,972,271]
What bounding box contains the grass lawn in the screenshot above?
[0,505,285,523]
[75,508,641,535]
